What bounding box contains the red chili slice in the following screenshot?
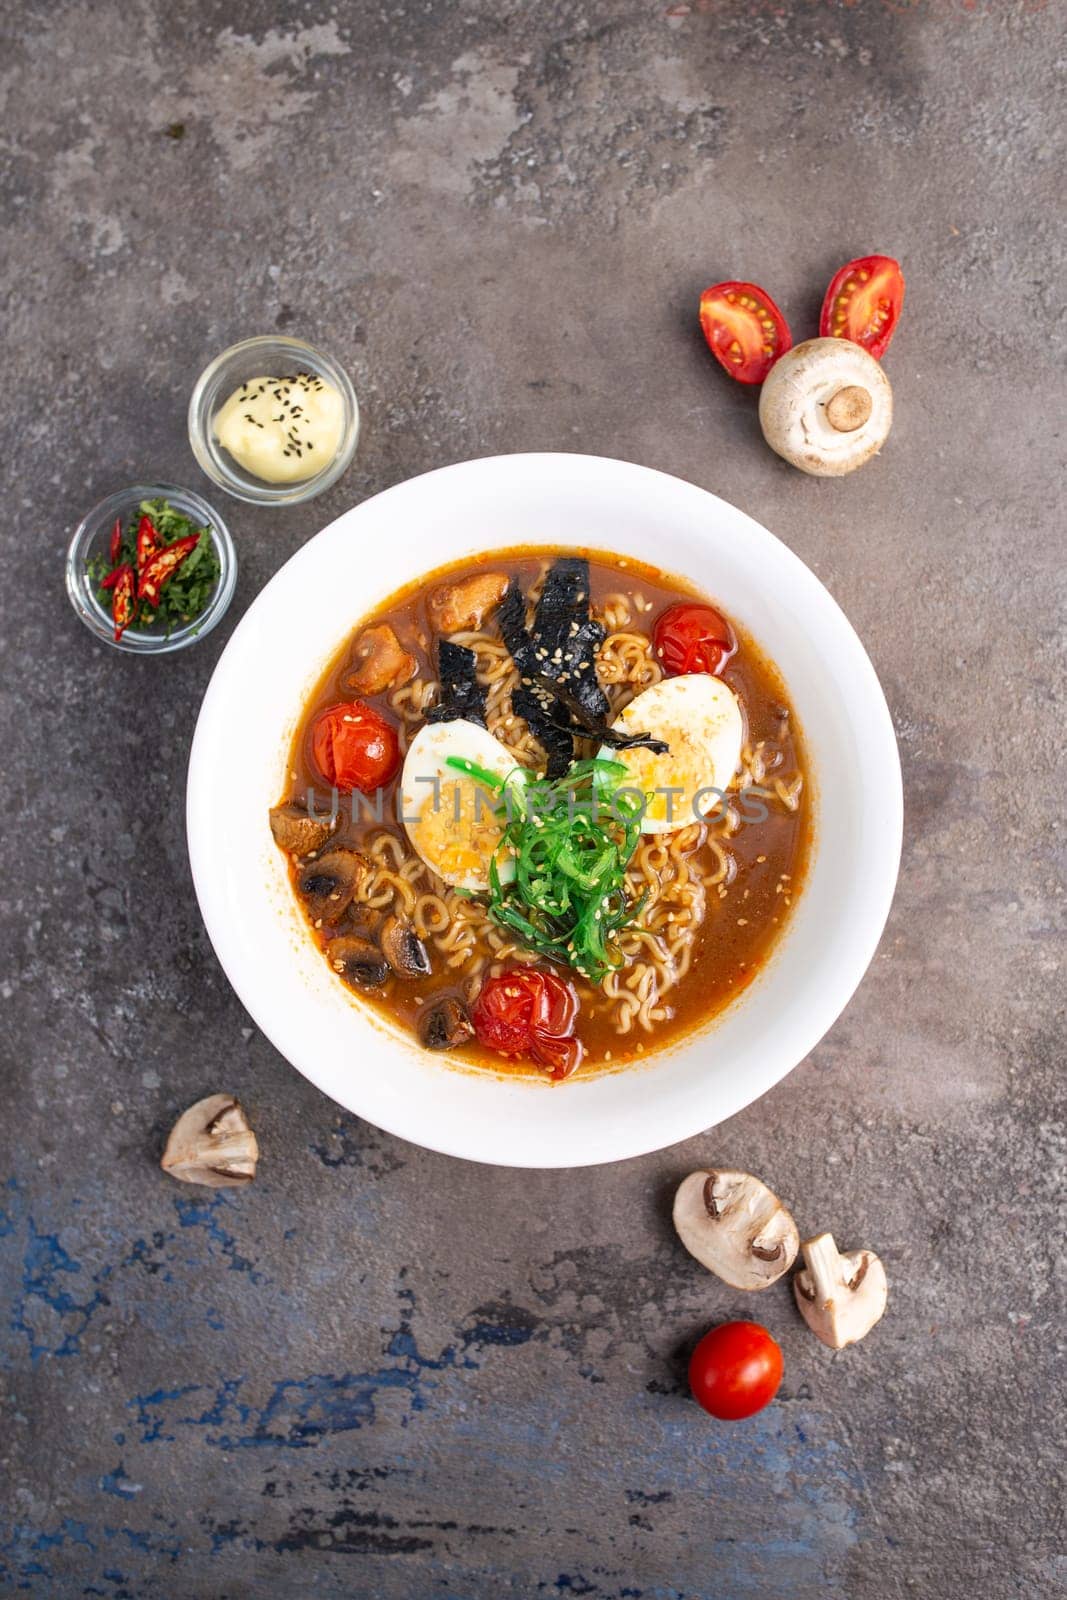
[137,533,200,607]
[819,255,904,360]
[699,281,792,385]
[109,517,122,565]
[136,514,160,573]
[110,564,135,641]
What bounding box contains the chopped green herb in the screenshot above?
[88,497,221,640]
[485,757,646,984]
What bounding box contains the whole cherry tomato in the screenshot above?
[310,700,401,793]
[471,968,582,1079]
[820,254,905,361]
[688,1321,783,1421]
[653,602,735,678]
[699,281,793,385]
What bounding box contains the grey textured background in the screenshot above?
[2,2,1064,1596]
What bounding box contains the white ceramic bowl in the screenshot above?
[187,453,901,1168]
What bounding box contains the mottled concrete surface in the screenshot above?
[1,1,1064,1595]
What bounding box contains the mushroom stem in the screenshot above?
[825,385,873,433]
[758,337,893,476]
[793,1231,888,1350]
[799,1231,848,1301]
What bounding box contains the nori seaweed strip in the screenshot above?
[530,559,610,723]
[512,685,575,777]
[425,639,488,727]
[524,669,669,754]
[500,579,575,775]
[500,561,666,772]
[497,580,530,661]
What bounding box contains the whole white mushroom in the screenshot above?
[759,337,893,477]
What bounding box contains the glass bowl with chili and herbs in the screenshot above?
[66,484,237,654]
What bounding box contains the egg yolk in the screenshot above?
[619,725,717,827]
[415,778,504,882]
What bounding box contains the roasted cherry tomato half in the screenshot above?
[699,281,792,385]
[689,1320,783,1421]
[653,602,735,678]
[471,968,582,1079]
[309,700,401,793]
[527,1031,582,1080]
[820,254,904,360]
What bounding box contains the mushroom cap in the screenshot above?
[419,995,475,1050]
[326,933,390,989]
[380,915,432,979]
[269,800,340,857]
[161,1094,259,1189]
[759,337,893,477]
[673,1169,800,1290]
[296,847,371,924]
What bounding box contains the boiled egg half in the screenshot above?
[401,719,523,890]
[598,674,744,834]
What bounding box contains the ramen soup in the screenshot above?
[269,549,811,1081]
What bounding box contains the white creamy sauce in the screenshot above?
[213,371,343,482]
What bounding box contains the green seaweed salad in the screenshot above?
[89,497,221,638]
[447,754,646,984]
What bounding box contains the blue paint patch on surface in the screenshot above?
[99,1463,141,1501]
[127,1284,471,1449]
[11,1218,109,1361]
[0,1519,96,1592]
[127,1383,205,1444]
[109,1526,180,1563]
[0,1176,271,1369]
[129,1361,443,1450]
[173,1193,264,1281]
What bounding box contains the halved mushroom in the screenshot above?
[418,995,475,1050]
[380,915,432,979]
[342,623,417,697]
[759,337,893,476]
[161,1094,259,1189]
[793,1232,888,1349]
[673,1169,800,1290]
[296,848,371,924]
[326,933,390,989]
[428,572,509,633]
[269,800,339,857]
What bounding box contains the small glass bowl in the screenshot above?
[188,335,360,505]
[66,483,237,655]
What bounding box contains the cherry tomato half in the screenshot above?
[471,968,582,1079]
[699,281,793,385]
[820,254,904,361]
[689,1321,783,1421]
[310,700,401,793]
[653,602,735,678]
